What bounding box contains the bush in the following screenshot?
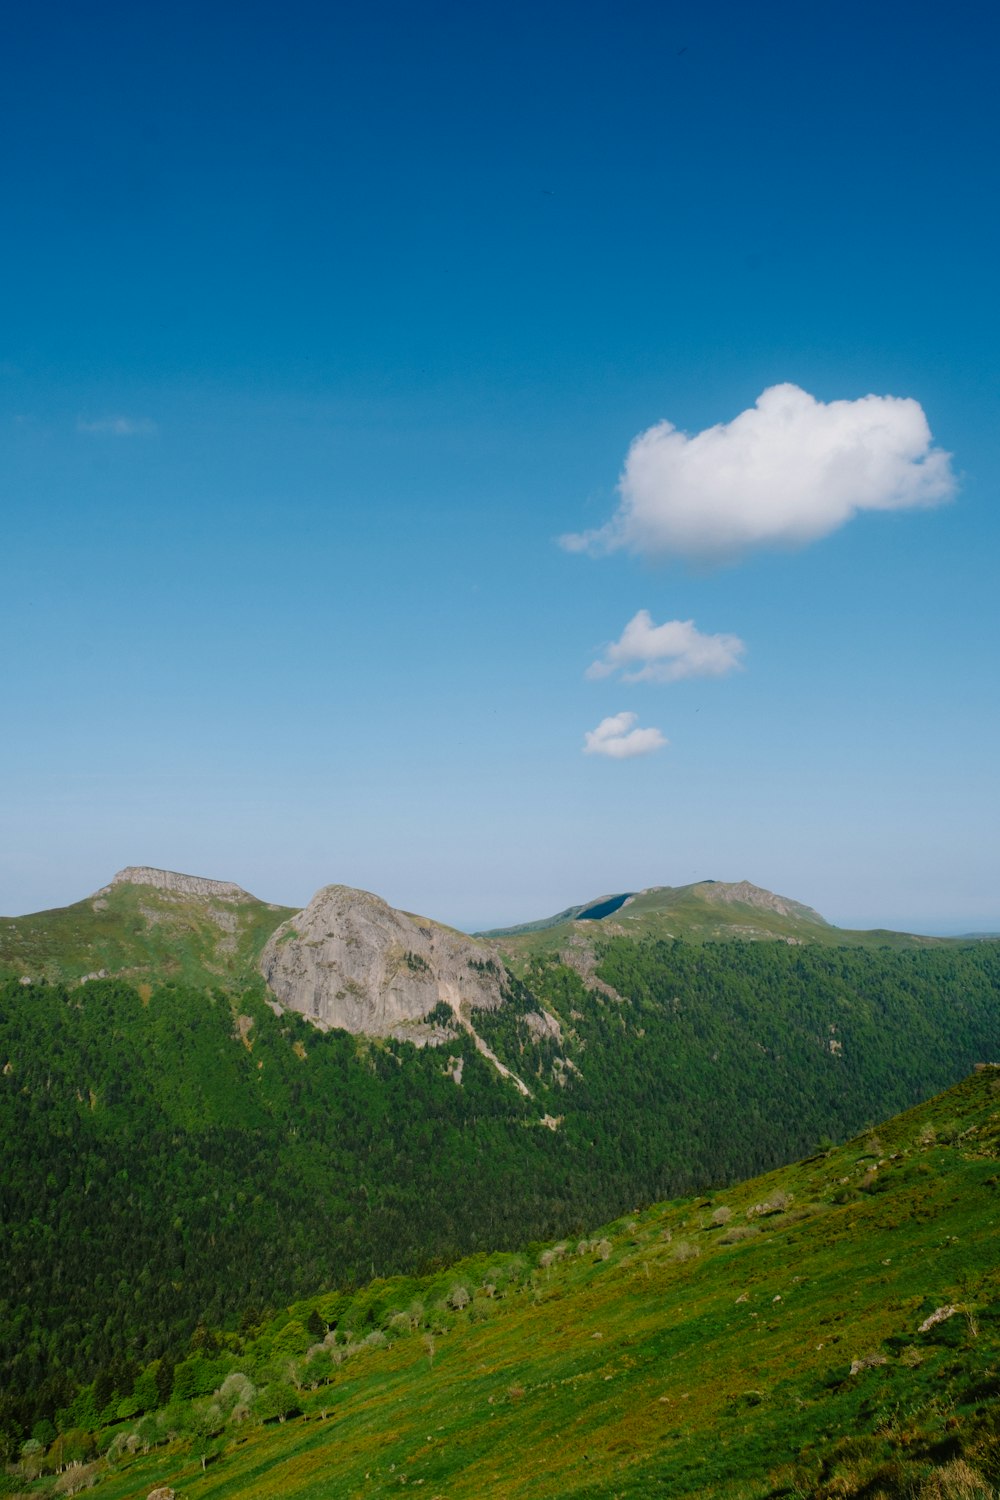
[53,1462,102,1495]
[720,1225,761,1245]
[918,1460,995,1499]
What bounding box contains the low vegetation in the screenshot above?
[2,934,998,1439]
[4,1068,999,1498]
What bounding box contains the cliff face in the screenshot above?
[259,885,507,1042]
[109,867,256,903]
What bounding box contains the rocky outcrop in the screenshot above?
[107,867,256,902]
[697,880,828,925]
[260,885,508,1042]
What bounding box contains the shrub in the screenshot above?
[53,1463,102,1496]
[720,1225,761,1245]
[672,1241,700,1262]
[919,1459,995,1499]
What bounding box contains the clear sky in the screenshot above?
[3,0,998,934]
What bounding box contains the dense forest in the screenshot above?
[1,938,998,1447]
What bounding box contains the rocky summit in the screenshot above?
[259,884,507,1041]
[107,866,257,902]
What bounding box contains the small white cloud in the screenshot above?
[583,711,667,759]
[562,384,956,565]
[77,415,158,437]
[588,610,746,684]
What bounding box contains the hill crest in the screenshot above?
[106,865,259,903]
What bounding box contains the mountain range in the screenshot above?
[1,865,998,1496]
[0,865,954,1034]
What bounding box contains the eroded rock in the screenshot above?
[260,885,507,1041]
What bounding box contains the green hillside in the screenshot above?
[7,1068,1000,1499]
[0,873,293,990]
[2,936,999,1445]
[488,880,948,967]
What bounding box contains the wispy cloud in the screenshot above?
[77,415,158,437]
[583,711,667,759]
[562,384,956,565]
[588,610,745,684]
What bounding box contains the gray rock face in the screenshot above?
[699,880,828,925]
[260,885,508,1041]
[108,867,255,902]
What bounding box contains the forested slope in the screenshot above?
[6,1068,1000,1499]
[2,936,998,1441]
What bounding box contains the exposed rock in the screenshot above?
[698,880,828,925]
[524,1009,562,1044]
[559,937,625,1003]
[260,885,508,1041]
[147,1488,176,1500]
[108,866,255,902]
[918,1304,959,1333]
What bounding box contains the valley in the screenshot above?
[1,868,998,1497]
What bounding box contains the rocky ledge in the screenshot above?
[108,867,256,902]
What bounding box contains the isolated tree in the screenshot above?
[19,1437,44,1480]
[254,1383,300,1424]
[303,1350,334,1388]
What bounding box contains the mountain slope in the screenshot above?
[0,866,293,990]
[486,879,947,966]
[1,870,952,1006]
[2,932,998,1433]
[23,1067,1000,1500]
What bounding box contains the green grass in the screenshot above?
[17,1068,1000,1500]
[494,881,950,970]
[0,880,293,991]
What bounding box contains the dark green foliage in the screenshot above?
[1,936,999,1449]
[520,938,1000,1194]
[0,977,568,1430]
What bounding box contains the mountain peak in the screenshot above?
[260,883,506,1041]
[108,866,256,903]
[694,879,829,925]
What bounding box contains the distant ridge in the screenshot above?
[1,867,292,988]
[107,865,256,902]
[478,892,635,939]
[0,868,964,999]
[479,879,829,942]
[483,878,952,961]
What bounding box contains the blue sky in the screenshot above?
[2,0,998,933]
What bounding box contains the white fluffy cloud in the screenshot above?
[77,415,158,436]
[583,711,667,759]
[562,384,956,564]
[588,610,745,684]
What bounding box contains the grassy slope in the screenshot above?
[71,1068,1000,1500]
[0,881,293,990]
[0,876,942,991]
[495,882,947,969]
